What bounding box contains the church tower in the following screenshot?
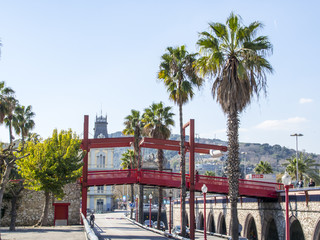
[94,114,108,138]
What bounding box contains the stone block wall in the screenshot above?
[1,183,81,226]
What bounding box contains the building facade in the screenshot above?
[87,115,115,213]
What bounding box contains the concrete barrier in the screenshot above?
[81,213,99,240]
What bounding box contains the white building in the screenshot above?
[87,115,115,212]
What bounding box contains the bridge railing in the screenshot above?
[87,169,138,186]
[140,169,181,188]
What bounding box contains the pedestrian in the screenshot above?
[309,179,315,187]
[298,180,304,188]
[90,212,95,228]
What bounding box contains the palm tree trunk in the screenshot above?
[130,184,134,219]
[227,111,240,240]
[35,191,50,226]
[179,102,187,237]
[157,149,164,228]
[9,182,24,231]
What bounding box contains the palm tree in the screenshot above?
[196,13,273,240]
[0,81,17,143]
[283,153,320,185]
[254,161,273,174]
[158,45,204,236]
[204,171,215,176]
[120,149,135,219]
[12,105,35,145]
[143,101,174,230]
[123,110,145,223]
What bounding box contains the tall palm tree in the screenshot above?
[120,149,135,219]
[254,161,273,174]
[143,101,174,230]
[0,81,17,143]
[158,45,204,236]
[196,13,273,240]
[12,105,35,145]
[123,110,145,223]
[283,153,320,184]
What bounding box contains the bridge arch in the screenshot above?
[217,212,227,235]
[207,211,215,233]
[196,211,204,230]
[243,213,258,240]
[290,216,305,240]
[312,217,320,240]
[261,217,279,240]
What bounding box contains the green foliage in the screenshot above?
[254,161,273,174]
[17,129,84,198]
[204,171,215,176]
[120,149,135,169]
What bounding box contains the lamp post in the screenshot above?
[168,190,173,234]
[149,194,153,227]
[282,172,292,240]
[201,184,208,240]
[290,133,303,183]
[136,194,139,222]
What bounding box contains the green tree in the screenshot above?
[143,101,174,229]
[123,110,145,223]
[196,13,273,240]
[17,129,84,226]
[204,171,215,176]
[254,161,273,174]
[158,46,203,236]
[12,105,35,144]
[283,153,320,185]
[120,149,135,219]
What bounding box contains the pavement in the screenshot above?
[0,225,85,240]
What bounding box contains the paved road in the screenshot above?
[0,225,85,240]
[92,210,226,240]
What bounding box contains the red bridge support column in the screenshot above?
[81,115,89,219]
[189,119,195,240]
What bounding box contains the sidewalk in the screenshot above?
[0,225,85,240]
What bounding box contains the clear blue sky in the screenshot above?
[0,1,319,154]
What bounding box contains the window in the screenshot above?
[97,186,104,193]
[96,153,106,168]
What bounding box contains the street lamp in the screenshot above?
[136,194,139,222]
[168,190,173,234]
[290,133,303,184]
[149,194,153,228]
[201,184,208,240]
[282,172,292,240]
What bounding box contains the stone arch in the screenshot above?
[290,216,305,240]
[207,211,216,233]
[261,217,279,240]
[197,212,204,230]
[244,214,258,240]
[312,217,320,240]
[217,212,227,235]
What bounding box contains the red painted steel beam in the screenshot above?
[88,137,134,144]
[194,143,228,152]
[89,142,132,149]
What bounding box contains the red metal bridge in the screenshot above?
[85,169,283,198]
[80,115,284,239]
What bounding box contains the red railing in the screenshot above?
[82,169,282,198]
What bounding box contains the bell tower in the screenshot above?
[94,114,108,139]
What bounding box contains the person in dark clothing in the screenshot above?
[90,213,95,227]
[309,179,315,187]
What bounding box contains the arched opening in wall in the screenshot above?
[264,218,279,240]
[207,211,215,233]
[312,218,320,240]
[290,217,305,240]
[244,214,258,240]
[197,212,204,230]
[217,213,227,235]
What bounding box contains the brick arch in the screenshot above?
[312,217,320,240]
[243,213,258,240]
[290,216,305,240]
[207,211,216,233]
[217,212,227,235]
[196,211,204,230]
[261,216,279,240]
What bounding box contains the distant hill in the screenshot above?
[109,131,320,175]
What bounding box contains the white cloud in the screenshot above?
[255,117,307,130]
[299,98,313,104]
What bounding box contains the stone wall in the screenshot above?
[167,189,320,240]
[1,183,81,226]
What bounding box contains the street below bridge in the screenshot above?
[92,210,226,240]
